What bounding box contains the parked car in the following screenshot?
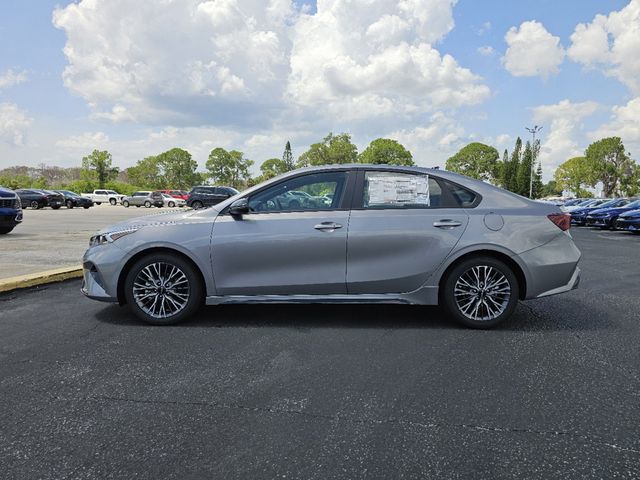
[186,186,239,209]
[158,189,190,201]
[55,190,94,209]
[570,198,627,225]
[585,198,640,229]
[159,193,186,208]
[82,165,581,329]
[122,191,164,208]
[0,186,23,234]
[15,189,64,209]
[562,198,608,213]
[615,208,640,233]
[81,190,125,205]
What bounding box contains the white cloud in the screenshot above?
[532,100,599,177]
[477,45,495,56]
[288,0,489,119]
[56,132,110,149]
[52,0,295,125]
[0,69,28,89]
[568,0,640,93]
[0,103,32,146]
[503,21,565,78]
[591,97,640,145]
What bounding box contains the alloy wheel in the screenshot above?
[454,265,511,322]
[132,262,191,319]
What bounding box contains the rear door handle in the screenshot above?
[433,219,463,228]
[314,222,343,232]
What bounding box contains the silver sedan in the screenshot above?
[82,165,581,328]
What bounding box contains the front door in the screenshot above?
[210,171,352,296]
[347,170,469,294]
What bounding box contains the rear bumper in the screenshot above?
[536,266,580,298]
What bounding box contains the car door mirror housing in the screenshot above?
[229,198,250,217]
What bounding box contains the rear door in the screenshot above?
[347,170,470,294]
[211,170,353,295]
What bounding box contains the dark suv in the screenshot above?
[0,186,23,234]
[187,186,238,209]
[55,190,94,209]
[15,189,64,209]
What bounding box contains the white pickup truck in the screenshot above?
[81,189,125,205]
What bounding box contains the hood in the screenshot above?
[97,208,219,234]
[619,208,640,219]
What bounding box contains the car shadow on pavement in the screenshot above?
[92,301,614,332]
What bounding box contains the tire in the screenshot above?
[136,205,140,208]
[109,198,117,206]
[83,205,91,209]
[440,256,519,329]
[30,201,40,209]
[191,201,203,210]
[168,201,175,208]
[0,226,14,234]
[51,205,61,210]
[95,202,102,205]
[144,201,152,208]
[66,200,74,209]
[123,253,204,325]
[123,200,130,208]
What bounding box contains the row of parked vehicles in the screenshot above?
[561,197,640,233]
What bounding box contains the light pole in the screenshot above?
[526,125,543,198]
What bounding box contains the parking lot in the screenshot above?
[0,204,183,279]
[0,228,639,479]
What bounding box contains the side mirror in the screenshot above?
[229,198,250,217]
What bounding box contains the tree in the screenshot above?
[554,156,596,197]
[445,142,499,181]
[516,141,534,196]
[532,160,544,198]
[259,158,290,180]
[206,147,254,189]
[156,148,200,190]
[126,156,163,189]
[541,180,563,198]
[503,137,522,193]
[297,133,358,167]
[282,141,295,171]
[358,138,414,166]
[81,150,118,188]
[585,137,635,197]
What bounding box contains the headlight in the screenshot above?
[89,228,138,247]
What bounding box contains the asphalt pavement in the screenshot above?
[0,228,639,479]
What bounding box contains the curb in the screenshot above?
[0,266,83,293]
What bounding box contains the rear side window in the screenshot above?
[441,180,478,208]
[363,172,436,209]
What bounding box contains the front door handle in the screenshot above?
[433,219,463,228]
[314,222,343,232]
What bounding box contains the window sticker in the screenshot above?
[366,173,430,207]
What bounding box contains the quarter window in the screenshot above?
[248,172,347,213]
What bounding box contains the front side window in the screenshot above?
[248,172,347,213]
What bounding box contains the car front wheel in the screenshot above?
[191,200,203,210]
[66,200,74,209]
[168,201,175,208]
[122,200,130,208]
[144,201,152,208]
[109,198,117,205]
[0,226,14,234]
[441,256,519,329]
[30,201,40,209]
[124,254,204,325]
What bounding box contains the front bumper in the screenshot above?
[585,216,613,228]
[0,209,22,226]
[615,218,640,231]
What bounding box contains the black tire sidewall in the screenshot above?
[66,200,74,209]
[123,201,129,208]
[144,201,151,208]
[124,253,204,325]
[441,256,519,329]
[0,227,13,234]
[110,198,117,205]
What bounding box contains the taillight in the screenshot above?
[548,213,571,231]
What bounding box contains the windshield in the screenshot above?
[599,199,623,208]
[625,199,640,209]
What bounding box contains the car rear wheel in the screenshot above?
[109,198,117,205]
[124,253,204,325]
[441,256,519,329]
[30,201,40,209]
[122,200,130,208]
[95,202,102,205]
[0,226,14,234]
[51,205,61,210]
[144,200,152,208]
[191,200,203,210]
[83,205,91,209]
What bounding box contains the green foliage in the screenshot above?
[81,150,118,188]
[206,147,254,189]
[260,158,291,180]
[126,156,163,189]
[445,142,499,181]
[358,138,414,166]
[297,133,358,167]
[503,137,522,192]
[554,156,596,197]
[282,141,295,171]
[515,141,534,196]
[532,160,544,199]
[584,137,636,196]
[540,180,563,198]
[155,148,201,190]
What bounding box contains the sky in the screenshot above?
[0,0,638,181]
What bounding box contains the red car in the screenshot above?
[158,189,189,200]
